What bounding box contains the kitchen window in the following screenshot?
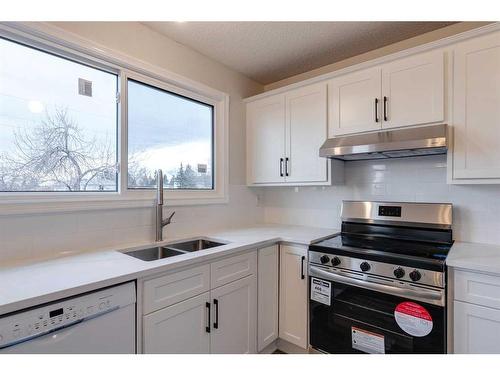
[127,79,214,190]
[0,23,228,212]
[0,37,119,192]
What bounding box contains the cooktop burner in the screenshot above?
[309,201,454,272]
[311,233,452,271]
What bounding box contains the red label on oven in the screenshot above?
[394,302,433,337]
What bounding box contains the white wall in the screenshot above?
[0,22,265,265]
[257,155,500,245]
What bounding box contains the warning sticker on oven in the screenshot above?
[352,327,385,354]
[310,278,331,306]
[394,302,433,337]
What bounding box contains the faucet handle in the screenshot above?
[163,211,175,226]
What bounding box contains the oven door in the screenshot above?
[309,265,446,354]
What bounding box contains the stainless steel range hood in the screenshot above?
[319,124,448,161]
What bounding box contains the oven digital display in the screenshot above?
[49,308,64,318]
[378,205,401,217]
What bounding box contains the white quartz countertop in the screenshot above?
[0,224,337,316]
[446,241,500,275]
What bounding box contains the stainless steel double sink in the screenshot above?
[124,238,227,261]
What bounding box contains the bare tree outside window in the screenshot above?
[0,37,118,193]
[0,108,117,192]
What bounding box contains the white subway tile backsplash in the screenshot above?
[261,155,500,246]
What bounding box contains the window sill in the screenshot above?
[0,192,229,216]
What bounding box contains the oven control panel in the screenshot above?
[308,251,444,288]
[0,282,135,349]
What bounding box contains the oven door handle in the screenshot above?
[309,265,444,306]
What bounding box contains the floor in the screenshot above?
[272,349,286,354]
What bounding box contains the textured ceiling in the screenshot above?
[143,22,456,85]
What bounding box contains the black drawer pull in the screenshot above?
[213,299,219,329]
[205,302,211,333]
[383,96,388,121]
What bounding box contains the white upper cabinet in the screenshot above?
[246,94,286,184]
[381,50,444,129]
[329,67,382,136]
[285,83,328,183]
[328,50,445,136]
[450,31,500,182]
[246,82,336,186]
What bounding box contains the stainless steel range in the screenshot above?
[308,201,453,354]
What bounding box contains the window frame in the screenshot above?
[0,22,229,214]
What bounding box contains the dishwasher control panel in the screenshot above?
[0,282,135,349]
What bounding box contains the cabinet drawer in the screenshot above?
[454,270,500,309]
[211,251,257,289]
[143,264,210,314]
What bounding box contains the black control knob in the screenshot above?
[360,262,371,272]
[331,256,341,266]
[393,267,405,278]
[320,255,330,264]
[409,270,422,282]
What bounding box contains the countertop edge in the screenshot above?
[0,225,339,316]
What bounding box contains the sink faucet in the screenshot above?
[155,169,175,242]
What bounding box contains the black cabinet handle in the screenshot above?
[301,255,305,280]
[285,157,289,177]
[205,302,211,333]
[279,158,284,177]
[213,299,219,329]
[374,98,379,123]
[383,96,388,121]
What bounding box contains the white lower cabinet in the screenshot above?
[257,245,279,352]
[141,251,257,354]
[210,275,257,354]
[143,292,211,354]
[452,268,500,353]
[279,244,308,349]
[454,301,500,354]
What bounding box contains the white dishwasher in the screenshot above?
[0,282,136,354]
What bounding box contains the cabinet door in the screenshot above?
[279,245,308,349]
[452,31,500,180]
[329,67,381,136]
[257,245,279,352]
[454,301,500,353]
[381,50,444,129]
[246,94,286,184]
[143,292,210,354]
[210,275,257,354]
[285,83,328,183]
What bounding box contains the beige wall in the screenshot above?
[264,22,492,91]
